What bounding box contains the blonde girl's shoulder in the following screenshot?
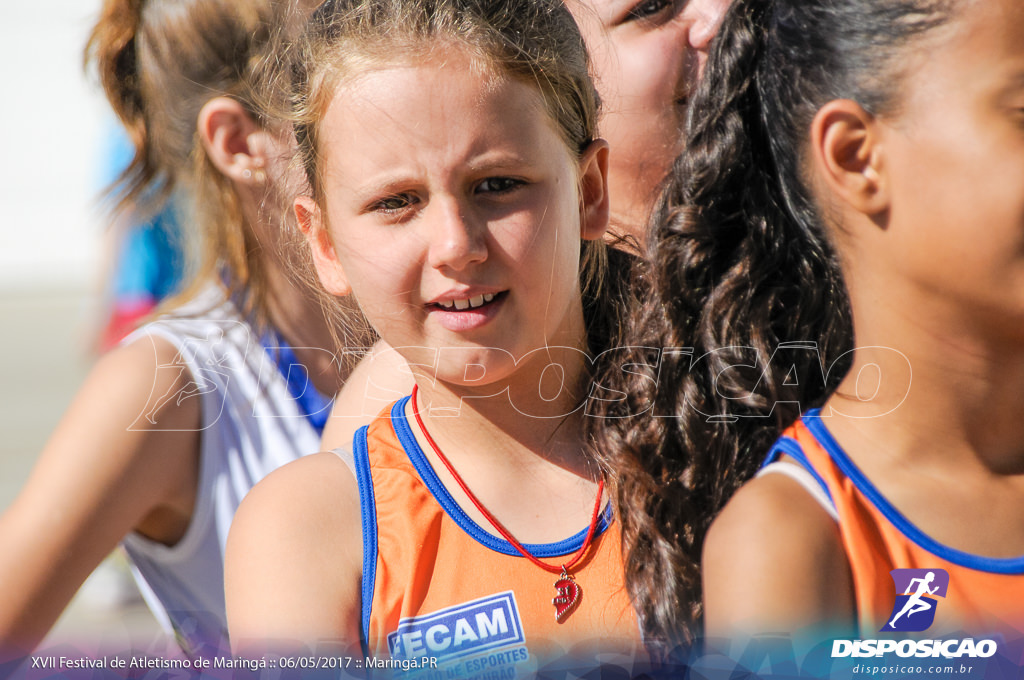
[225,451,364,651]
[321,340,414,451]
[701,469,855,638]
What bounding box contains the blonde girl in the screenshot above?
[226,0,640,671]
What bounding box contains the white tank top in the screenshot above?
[120,286,327,655]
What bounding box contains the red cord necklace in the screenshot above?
[410,384,604,623]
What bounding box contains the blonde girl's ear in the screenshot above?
[197,96,270,185]
[809,99,890,218]
[295,196,353,297]
[577,138,611,241]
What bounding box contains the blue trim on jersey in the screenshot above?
[802,409,1024,574]
[353,425,378,647]
[260,333,334,435]
[761,436,836,508]
[388,396,614,558]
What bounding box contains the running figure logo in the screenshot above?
[881,569,950,632]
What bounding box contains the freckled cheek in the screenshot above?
[336,239,424,305]
[492,226,555,276]
[497,191,575,246]
[502,228,578,301]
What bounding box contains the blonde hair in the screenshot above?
[84,0,304,323]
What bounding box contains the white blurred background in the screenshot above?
[1,3,105,289]
[0,2,161,644]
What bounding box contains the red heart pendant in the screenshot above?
[553,573,581,623]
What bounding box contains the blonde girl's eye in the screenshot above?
[369,193,419,213]
[475,177,525,195]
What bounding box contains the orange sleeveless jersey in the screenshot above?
[351,397,641,675]
[765,410,1024,637]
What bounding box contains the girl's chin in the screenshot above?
[427,350,520,389]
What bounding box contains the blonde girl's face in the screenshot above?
[569,0,731,233]
[300,50,609,387]
[868,0,1024,333]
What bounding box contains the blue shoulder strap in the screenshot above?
[352,424,378,649]
[260,331,335,435]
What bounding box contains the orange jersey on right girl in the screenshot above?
[764,410,1024,638]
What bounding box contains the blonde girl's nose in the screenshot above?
[425,199,488,271]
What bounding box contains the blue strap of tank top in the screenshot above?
[260,331,333,436]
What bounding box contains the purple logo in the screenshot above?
[881,569,949,632]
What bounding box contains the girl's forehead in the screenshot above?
[325,59,547,137]
[319,51,567,144]
[322,37,495,84]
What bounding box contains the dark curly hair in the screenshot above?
[588,0,952,648]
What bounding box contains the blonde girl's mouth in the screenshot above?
[434,292,497,311]
[427,291,508,332]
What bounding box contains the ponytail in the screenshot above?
[83,0,299,326]
[592,0,950,647]
[84,0,165,216]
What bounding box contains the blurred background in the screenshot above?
[0,1,162,645]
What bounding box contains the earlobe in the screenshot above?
[577,139,611,241]
[295,196,352,297]
[198,97,268,185]
[810,100,889,218]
